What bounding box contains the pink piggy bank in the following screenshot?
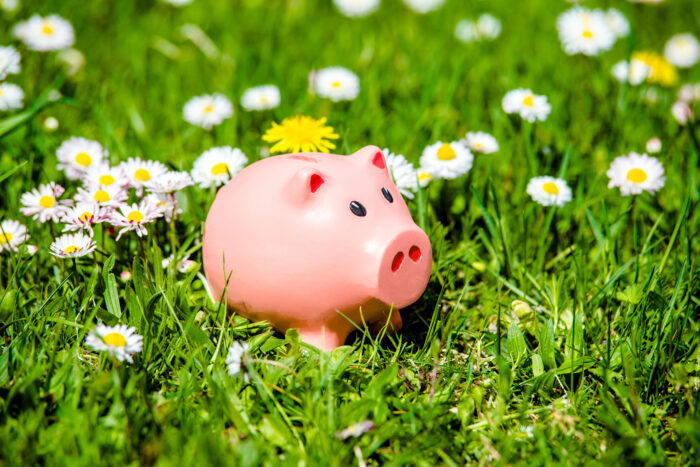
[202,146,432,350]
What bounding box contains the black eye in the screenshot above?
[349,201,366,217]
[381,187,393,203]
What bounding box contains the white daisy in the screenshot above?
[20,182,71,224]
[0,220,28,252]
[109,200,163,240]
[49,232,96,258]
[60,202,109,235]
[664,33,700,68]
[311,67,360,102]
[476,14,502,40]
[85,323,143,364]
[416,169,433,188]
[671,101,693,125]
[333,0,380,17]
[0,0,18,12]
[0,82,24,111]
[240,85,281,111]
[226,341,250,379]
[43,116,59,131]
[81,164,127,190]
[0,46,20,80]
[607,152,665,196]
[56,48,85,76]
[605,8,629,39]
[402,0,445,14]
[677,83,700,103]
[75,184,128,208]
[145,193,180,222]
[56,137,106,180]
[163,0,193,5]
[464,131,499,154]
[556,7,616,56]
[526,176,572,207]
[182,93,233,130]
[119,271,132,282]
[419,141,473,180]
[191,146,248,188]
[645,137,662,154]
[12,14,75,52]
[455,20,479,43]
[335,420,374,440]
[611,59,651,85]
[502,89,551,122]
[26,245,38,256]
[144,171,193,194]
[382,149,417,199]
[118,158,168,190]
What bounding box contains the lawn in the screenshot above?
[1,0,699,465]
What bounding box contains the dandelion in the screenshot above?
[85,323,143,364]
[419,141,473,180]
[607,152,665,196]
[611,59,650,85]
[12,14,75,51]
[109,200,163,240]
[226,341,250,380]
[402,0,445,14]
[60,202,109,235]
[382,149,418,199]
[333,0,380,17]
[49,232,96,258]
[0,220,28,252]
[75,184,128,208]
[526,176,572,207]
[645,137,662,154]
[464,131,499,154]
[0,82,24,111]
[335,420,375,440]
[664,33,700,68]
[631,51,677,87]
[81,164,127,189]
[502,89,551,122]
[310,67,360,102]
[605,8,629,39]
[119,158,168,190]
[145,171,193,194]
[0,46,20,80]
[20,182,71,223]
[191,146,247,188]
[556,7,616,56]
[240,85,281,111]
[263,116,339,154]
[183,93,233,130]
[56,137,106,180]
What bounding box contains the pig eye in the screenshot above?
[381,187,393,203]
[349,201,366,217]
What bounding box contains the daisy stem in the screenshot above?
[138,236,148,268]
[72,257,79,282]
[523,122,538,176]
[251,358,298,376]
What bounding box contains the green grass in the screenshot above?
[1,0,699,465]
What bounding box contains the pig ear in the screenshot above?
[352,145,387,172]
[287,167,326,204]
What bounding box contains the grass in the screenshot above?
[1,0,699,464]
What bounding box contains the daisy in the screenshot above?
[502,89,551,122]
[607,152,665,196]
[25,245,38,256]
[0,46,20,80]
[402,0,445,14]
[145,193,180,222]
[118,157,168,190]
[57,48,85,76]
[49,232,96,258]
[119,271,132,282]
[632,51,677,87]
[335,420,374,440]
[163,0,193,5]
[417,169,433,187]
[0,220,27,252]
[226,341,250,379]
[56,137,106,180]
[678,83,700,103]
[12,14,75,52]
[382,149,418,199]
[75,184,128,208]
[671,101,693,125]
[526,176,572,207]
[333,0,380,17]
[645,137,662,154]
[43,116,59,131]
[0,83,24,111]
[145,171,193,193]
[419,141,473,180]
[605,9,629,39]
[109,200,163,240]
[311,67,360,102]
[0,0,18,12]
[455,20,479,43]
[240,85,280,111]
[20,182,71,223]
[60,202,109,235]
[611,59,651,85]
[183,93,233,130]
[476,14,502,40]
[464,131,499,154]
[263,116,339,154]
[85,323,143,364]
[191,146,248,188]
[556,7,615,56]
[81,164,127,189]
[664,33,700,69]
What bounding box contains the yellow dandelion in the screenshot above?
[631,51,678,87]
[262,116,339,154]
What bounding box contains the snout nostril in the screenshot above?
[391,252,404,273]
[409,246,421,262]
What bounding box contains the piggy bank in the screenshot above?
[202,146,432,350]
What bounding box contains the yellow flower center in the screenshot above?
[0,233,12,244]
[542,182,559,195]
[203,104,213,113]
[80,212,92,223]
[134,168,150,181]
[94,190,110,203]
[582,29,593,39]
[626,168,647,183]
[39,195,55,208]
[522,95,534,107]
[41,22,53,35]
[103,332,126,347]
[0,88,3,97]
[260,96,268,104]
[418,172,432,181]
[331,81,342,88]
[436,144,456,161]
[64,245,81,254]
[210,163,229,176]
[75,152,92,167]
[127,211,144,223]
[474,142,483,149]
[99,174,115,185]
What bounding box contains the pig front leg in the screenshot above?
[297,325,350,351]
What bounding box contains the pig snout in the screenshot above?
[376,228,432,309]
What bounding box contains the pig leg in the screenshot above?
[297,326,349,352]
[369,309,403,335]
